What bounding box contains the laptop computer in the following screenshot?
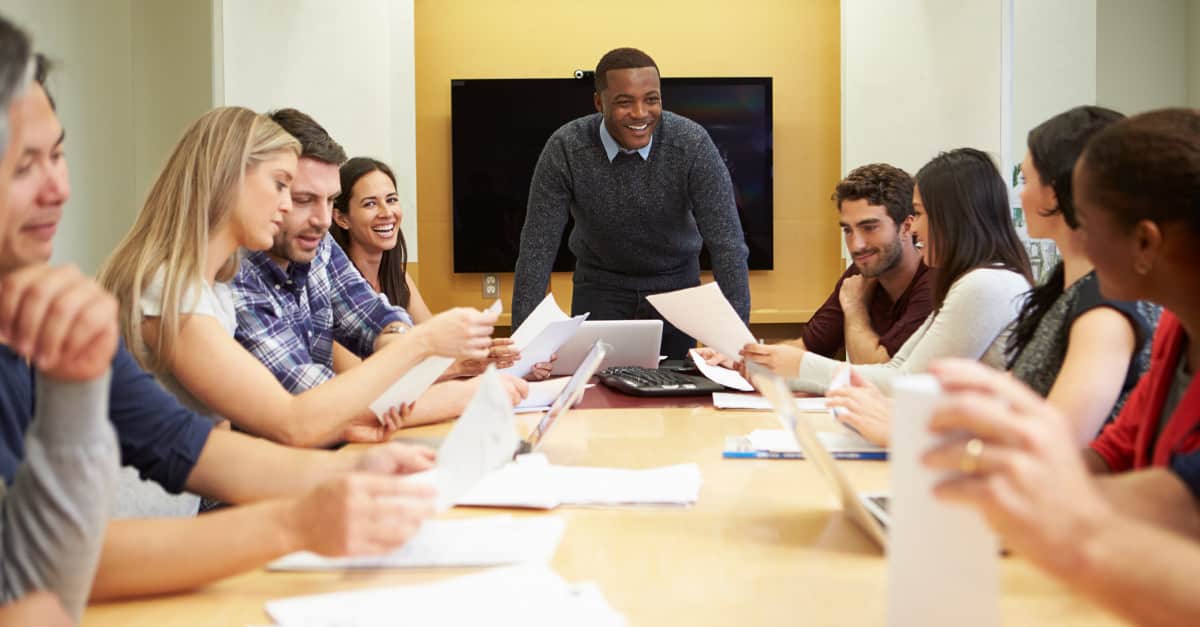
[550,320,662,375]
[514,340,610,457]
[748,364,890,549]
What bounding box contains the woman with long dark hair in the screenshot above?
[744,148,1032,393]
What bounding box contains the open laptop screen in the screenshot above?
[520,340,610,454]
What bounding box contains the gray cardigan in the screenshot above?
[512,111,750,327]
[0,372,118,621]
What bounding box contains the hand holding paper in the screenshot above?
[502,294,587,378]
[645,283,754,359]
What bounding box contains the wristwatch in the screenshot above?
[380,323,411,335]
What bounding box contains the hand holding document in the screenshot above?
[265,563,626,627]
[645,282,753,359]
[503,294,588,378]
[689,349,753,391]
[267,515,565,571]
[514,377,573,412]
[369,356,455,421]
[408,366,520,511]
[888,375,998,627]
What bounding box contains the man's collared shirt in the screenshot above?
[598,118,652,162]
[232,234,412,393]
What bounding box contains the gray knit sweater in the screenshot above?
[512,111,750,327]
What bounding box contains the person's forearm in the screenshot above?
[90,500,301,601]
[1093,469,1200,539]
[404,380,470,427]
[842,307,890,364]
[1071,513,1200,627]
[184,430,357,503]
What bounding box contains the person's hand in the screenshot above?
[525,354,556,381]
[838,274,878,314]
[452,337,520,377]
[739,342,805,377]
[288,473,435,556]
[500,373,529,404]
[921,359,1111,578]
[826,369,893,446]
[411,307,497,361]
[340,404,411,443]
[355,441,437,475]
[694,347,738,369]
[0,264,119,382]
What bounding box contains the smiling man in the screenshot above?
[512,47,749,359]
[794,163,931,363]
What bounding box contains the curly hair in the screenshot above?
[594,47,659,92]
[832,163,914,226]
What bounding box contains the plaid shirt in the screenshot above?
[232,235,412,393]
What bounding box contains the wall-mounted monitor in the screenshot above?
[450,77,773,273]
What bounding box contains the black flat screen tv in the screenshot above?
[450,77,773,273]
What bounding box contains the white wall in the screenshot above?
[2,0,138,274]
[1097,0,1189,114]
[842,0,1008,177]
[1190,0,1200,107]
[217,0,420,261]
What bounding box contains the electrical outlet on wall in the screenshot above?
[482,274,499,299]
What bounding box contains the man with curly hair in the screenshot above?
[795,163,931,363]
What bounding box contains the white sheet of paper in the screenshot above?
[502,314,588,378]
[510,293,567,346]
[485,299,503,315]
[689,350,753,391]
[645,283,754,359]
[265,563,626,627]
[457,453,702,509]
[416,367,520,512]
[712,392,829,411]
[368,356,455,420]
[267,515,565,571]
[744,428,883,455]
[515,377,572,411]
[888,375,998,627]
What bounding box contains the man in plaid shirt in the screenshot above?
[232,109,529,417]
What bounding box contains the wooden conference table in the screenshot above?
[83,386,1126,626]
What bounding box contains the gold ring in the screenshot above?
[960,437,984,474]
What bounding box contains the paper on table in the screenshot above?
[887,375,998,627]
[645,283,754,360]
[744,428,884,455]
[712,392,829,411]
[515,377,572,412]
[689,349,753,391]
[457,453,702,509]
[267,515,565,571]
[409,366,520,512]
[502,314,588,378]
[368,356,455,420]
[265,563,626,627]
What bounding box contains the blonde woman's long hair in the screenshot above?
[99,106,300,374]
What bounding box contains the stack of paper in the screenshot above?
[724,428,887,460]
[514,376,573,413]
[458,454,702,509]
[265,563,626,627]
[688,350,754,391]
[503,294,588,378]
[267,515,565,571]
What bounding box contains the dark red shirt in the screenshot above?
[800,261,933,358]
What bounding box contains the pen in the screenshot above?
[829,451,888,461]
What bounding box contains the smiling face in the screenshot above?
[911,185,932,266]
[334,168,402,254]
[593,66,661,151]
[1019,151,1059,240]
[269,156,338,264]
[838,198,909,278]
[231,150,296,252]
[0,83,68,274]
[1073,157,1145,302]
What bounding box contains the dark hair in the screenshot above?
[1006,107,1125,365]
[594,47,658,93]
[915,148,1033,311]
[0,15,31,150]
[331,157,410,309]
[1078,108,1200,235]
[267,108,346,165]
[833,163,914,226]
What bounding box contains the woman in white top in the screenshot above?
[99,107,496,448]
[742,148,1033,394]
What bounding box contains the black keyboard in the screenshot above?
[598,366,725,397]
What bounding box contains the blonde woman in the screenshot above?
[99,107,496,449]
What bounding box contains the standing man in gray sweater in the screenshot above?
[0,15,120,623]
[512,47,750,359]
